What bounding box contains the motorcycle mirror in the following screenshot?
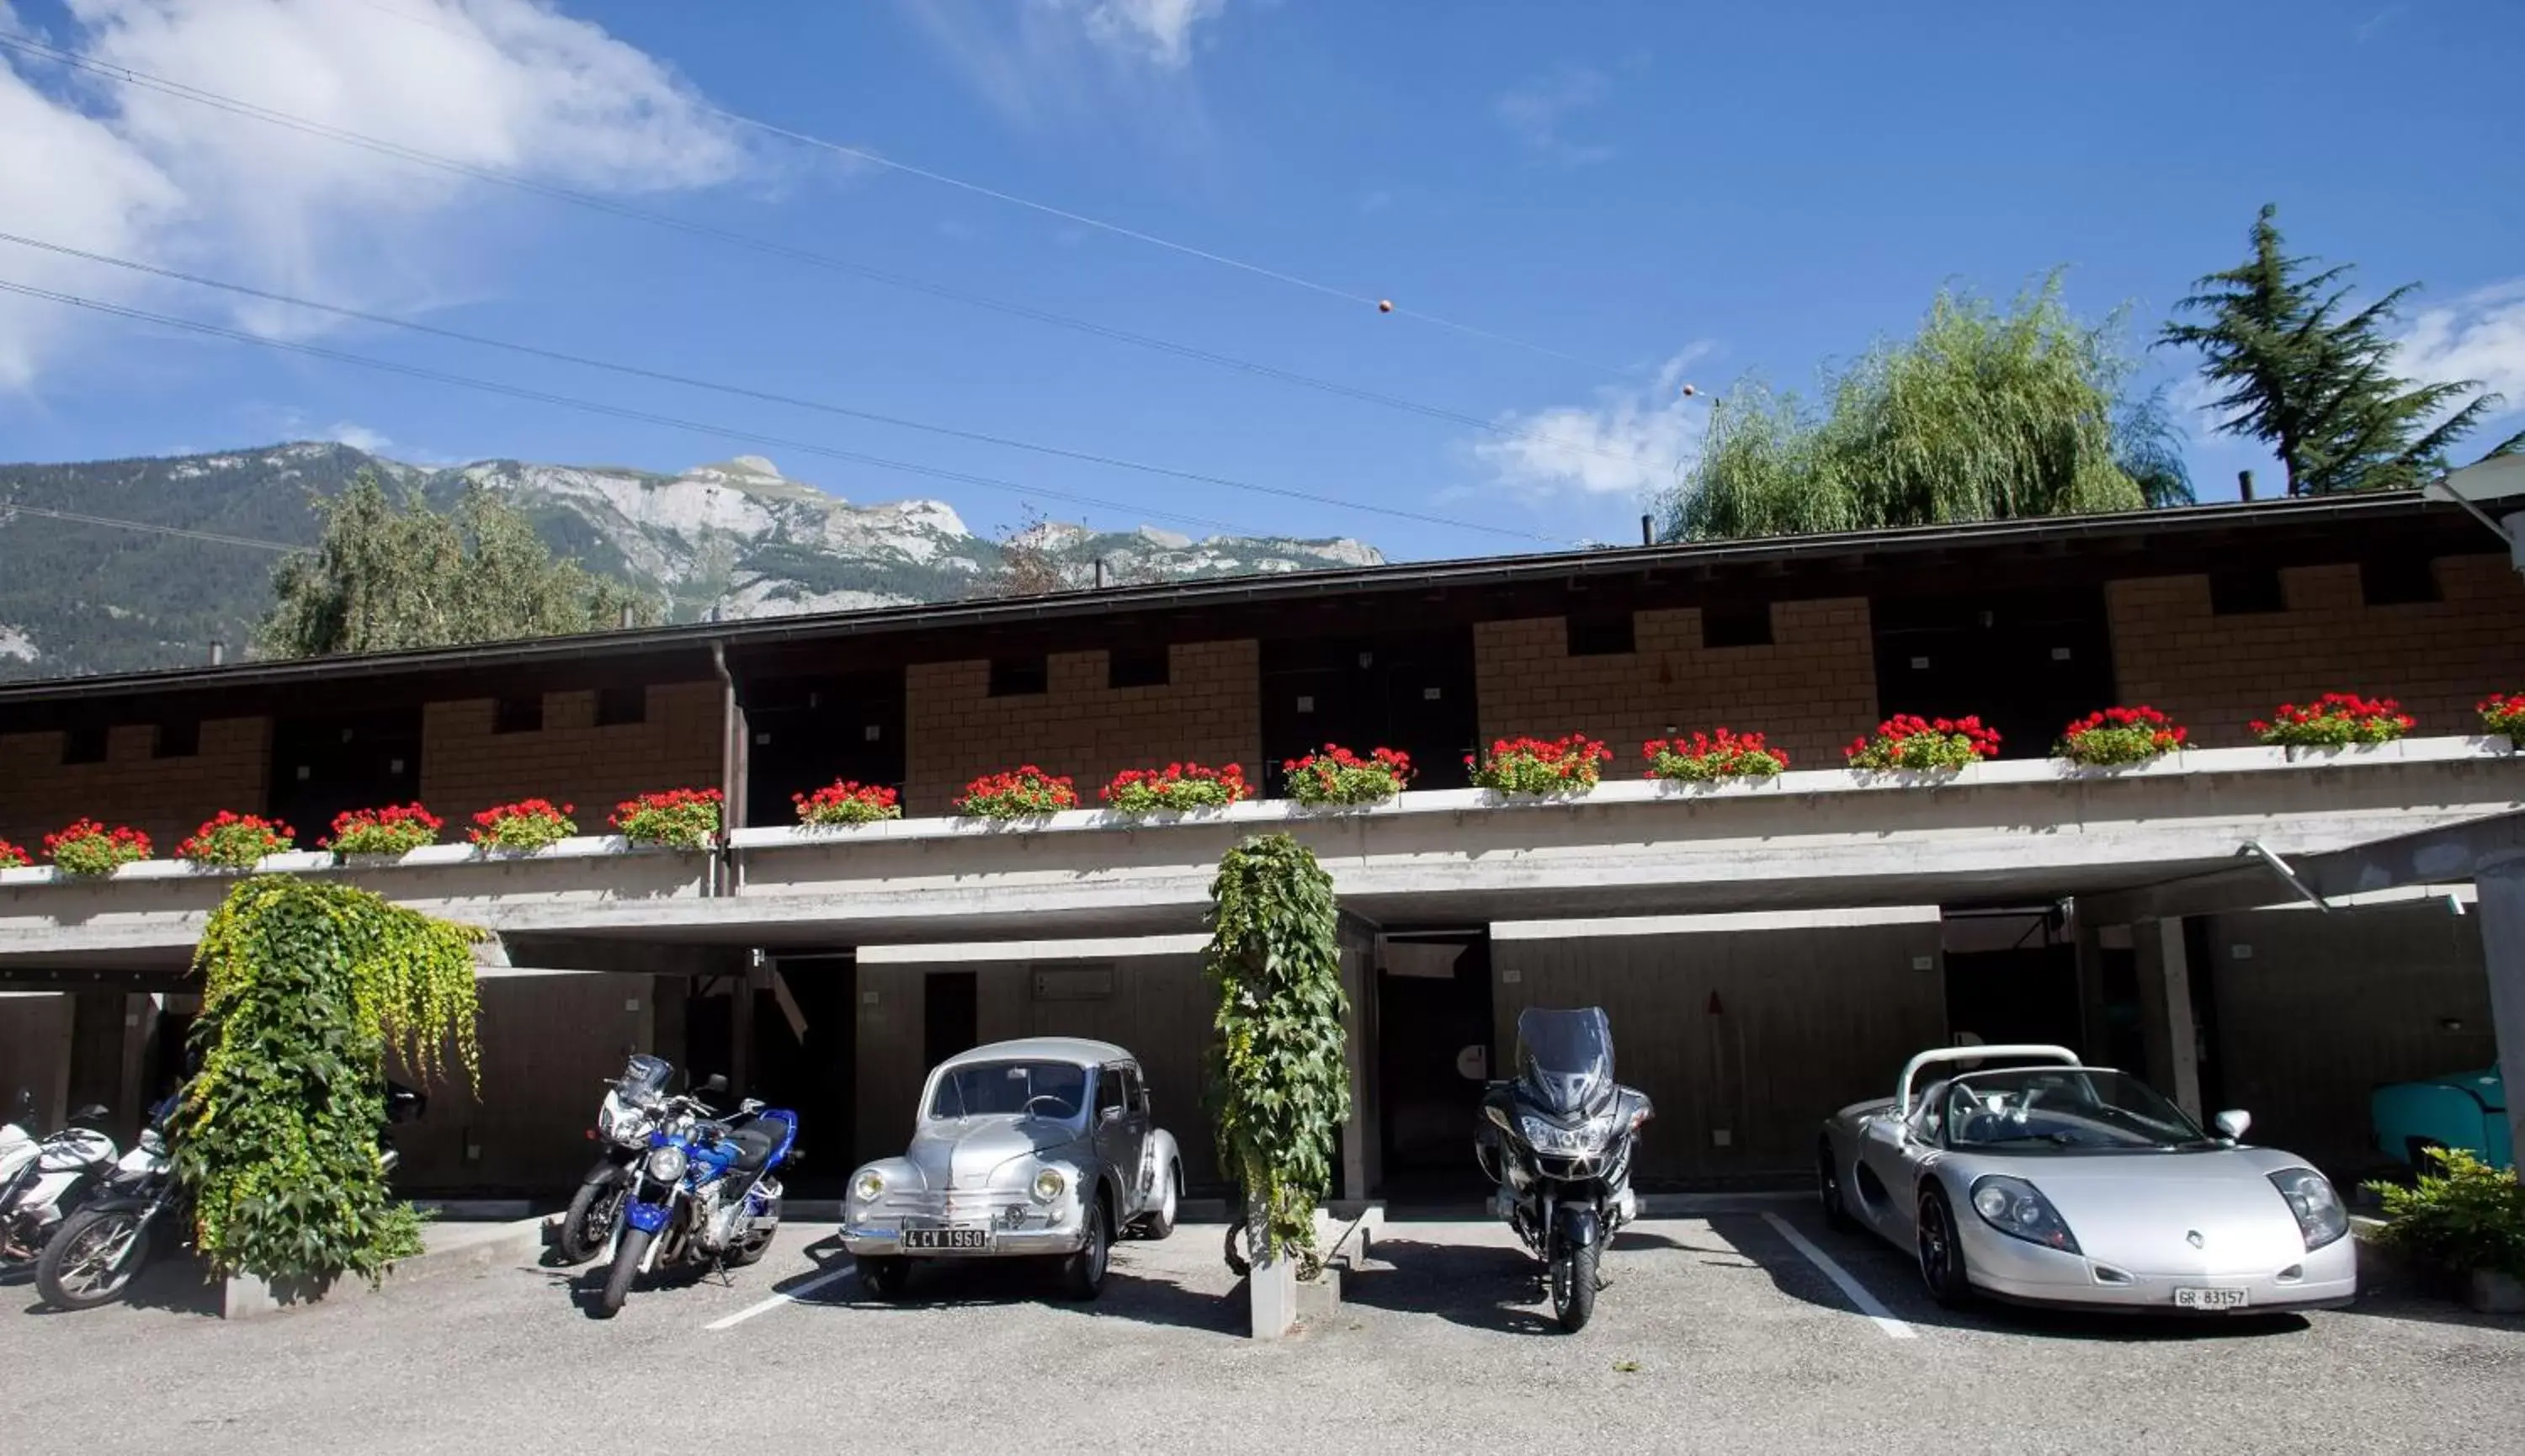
[701,1074,729,1094]
[71,1103,109,1123]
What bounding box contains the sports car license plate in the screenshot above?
[903,1227,987,1251]
[2174,1287,2249,1311]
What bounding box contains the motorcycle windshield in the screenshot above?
[617,1055,673,1105]
[1515,1007,1616,1118]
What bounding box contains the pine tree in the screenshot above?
[255,474,654,658]
[2161,205,2501,496]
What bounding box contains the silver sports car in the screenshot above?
[843,1037,1184,1301]
[1816,1044,2356,1314]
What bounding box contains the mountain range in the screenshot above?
[0,443,1383,681]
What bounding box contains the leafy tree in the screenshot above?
[255,474,654,657]
[974,505,1072,598]
[1662,275,2188,542]
[2161,205,2503,496]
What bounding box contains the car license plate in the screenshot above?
[903,1227,987,1251]
[2174,1287,2249,1311]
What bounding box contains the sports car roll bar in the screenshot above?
[1895,1044,2081,1118]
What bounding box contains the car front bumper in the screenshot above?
[841,1223,1087,1258]
[1964,1228,2358,1312]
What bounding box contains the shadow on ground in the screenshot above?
[758,1231,1244,1335]
[13,1253,223,1320]
[1707,1213,2317,1342]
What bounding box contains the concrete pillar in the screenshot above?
[2474,857,2525,1166]
[2136,918,2203,1119]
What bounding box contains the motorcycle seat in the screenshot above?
[717,1120,784,1175]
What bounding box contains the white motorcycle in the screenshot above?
[0,1091,120,1271]
[36,1092,181,1310]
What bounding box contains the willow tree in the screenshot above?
[180,876,483,1283]
[1663,276,2190,542]
[256,473,654,659]
[1204,834,1350,1272]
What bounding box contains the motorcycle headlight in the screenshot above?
[1968,1175,2081,1253]
[1517,1111,1615,1155]
[644,1145,688,1183]
[2267,1167,2347,1251]
[853,1170,885,1203]
[1030,1166,1067,1204]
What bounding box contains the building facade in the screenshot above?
[3,492,2521,1198]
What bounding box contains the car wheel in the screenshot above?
[1136,1162,1180,1241]
[856,1254,911,1302]
[1060,1194,1112,1300]
[1816,1141,1854,1234]
[1916,1184,1972,1309]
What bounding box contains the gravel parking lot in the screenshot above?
[3,1209,2519,1455]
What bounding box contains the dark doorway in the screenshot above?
[65,991,124,1129]
[1375,933,1493,1202]
[923,970,979,1071]
[751,954,857,1193]
[1946,945,2083,1049]
[1871,586,2115,759]
[1259,628,1480,796]
[267,708,424,839]
[741,670,906,828]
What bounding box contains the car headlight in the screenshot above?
[2267,1167,2347,1250]
[644,1145,688,1183]
[1968,1175,2081,1253]
[853,1170,885,1203]
[1031,1166,1067,1204]
[1517,1111,1615,1156]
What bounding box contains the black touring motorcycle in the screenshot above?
[1476,1007,1653,1332]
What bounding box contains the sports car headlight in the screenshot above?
[1968,1175,2081,1254]
[1030,1167,1067,1204]
[644,1145,688,1183]
[2267,1167,2347,1251]
[853,1171,885,1203]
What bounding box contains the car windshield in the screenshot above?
[1940,1068,2214,1152]
[927,1060,1087,1121]
[1515,1007,1616,1116]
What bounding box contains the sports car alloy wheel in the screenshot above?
[1817,1143,1853,1233]
[1916,1186,1972,1309]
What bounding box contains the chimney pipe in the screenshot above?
[2238,469,2256,502]
[209,640,226,667]
[619,603,635,630]
[1094,558,1109,589]
[1640,514,1654,546]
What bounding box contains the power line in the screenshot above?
[0,231,1566,545]
[338,0,1627,373]
[0,31,1667,475]
[0,275,1379,543]
[0,502,295,551]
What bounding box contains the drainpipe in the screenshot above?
[710,642,744,899]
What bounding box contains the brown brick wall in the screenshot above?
[905,640,1261,816]
[2108,556,2525,747]
[1474,599,1881,773]
[416,681,723,833]
[0,718,268,857]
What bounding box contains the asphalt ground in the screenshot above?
[2,1210,2519,1455]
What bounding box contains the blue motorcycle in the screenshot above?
[596,1074,798,1317]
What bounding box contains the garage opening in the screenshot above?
[1374,930,1493,1203]
[752,954,858,1197]
[1943,909,2084,1048]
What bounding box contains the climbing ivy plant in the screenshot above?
[1204,833,1351,1271]
[179,876,483,1284]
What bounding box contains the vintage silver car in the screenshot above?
[843,1037,1184,1300]
[1817,1044,2357,1314]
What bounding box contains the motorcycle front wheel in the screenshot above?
[556,1177,626,1266]
[36,1205,150,1311]
[596,1227,651,1318]
[1549,1240,1598,1332]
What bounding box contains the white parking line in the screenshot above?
[705,1264,854,1331]
[1761,1212,1916,1340]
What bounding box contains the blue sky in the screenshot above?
[2,0,2520,562]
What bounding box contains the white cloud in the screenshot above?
[325,421,394,454]
[1475,348,1712,501]
[1494,65,1614,165]
[2396,279,2525,420]
[0,0,744,387]
[903,0,1225,126]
